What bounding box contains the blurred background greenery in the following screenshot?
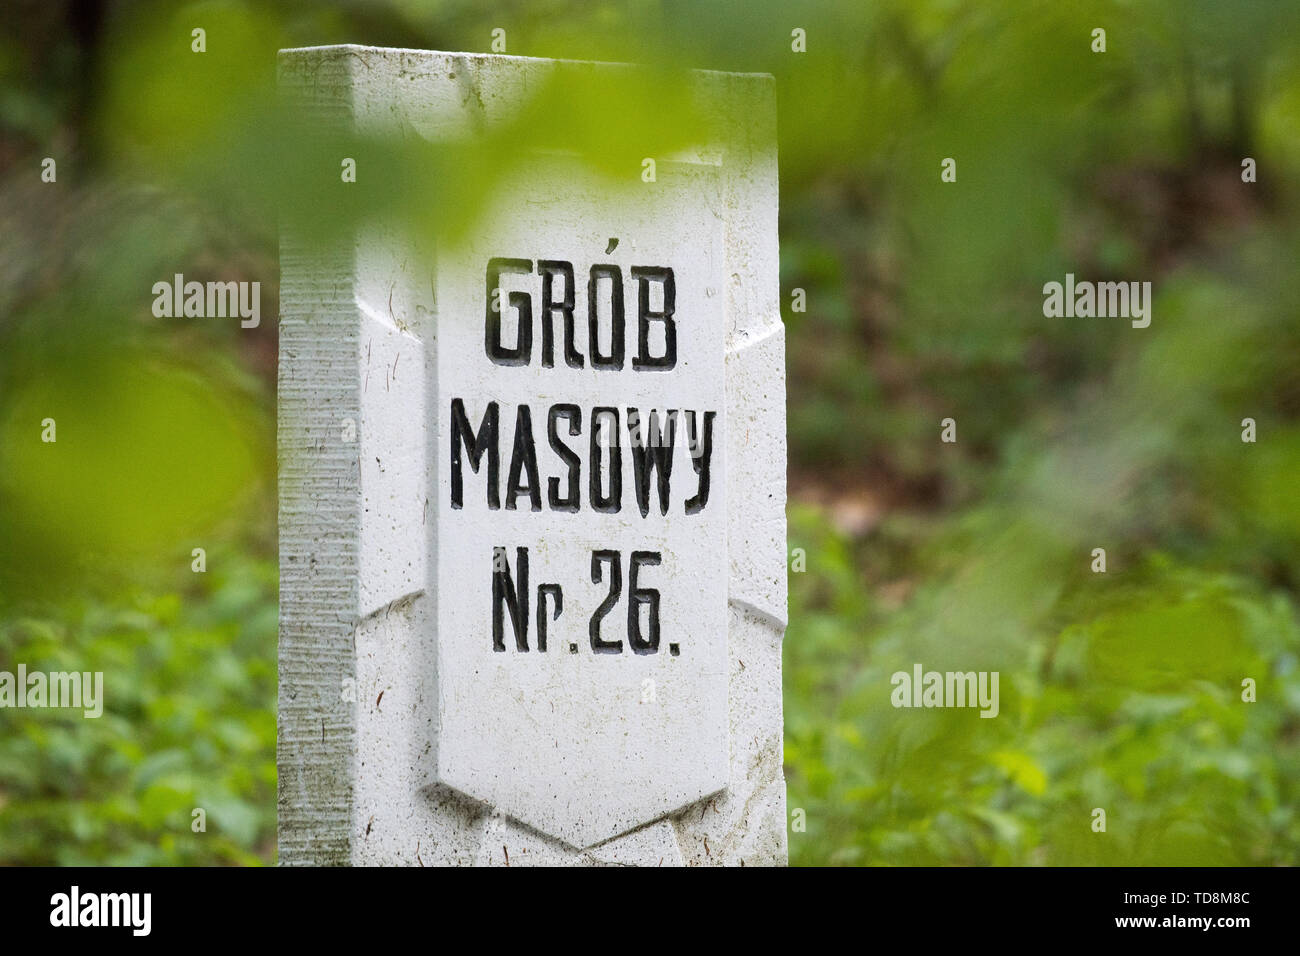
[1,0,1298,865]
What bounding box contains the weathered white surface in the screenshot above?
[434,154,730,848]
[278,45,786,865]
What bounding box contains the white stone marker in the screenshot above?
[278,45,786,865]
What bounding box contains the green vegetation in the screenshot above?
[0,552,276,864]
[2,0,1298,865]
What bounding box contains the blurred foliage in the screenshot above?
[0,550,276,864]
[1,0,1298,865]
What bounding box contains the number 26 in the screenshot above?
[589,550,661,654]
